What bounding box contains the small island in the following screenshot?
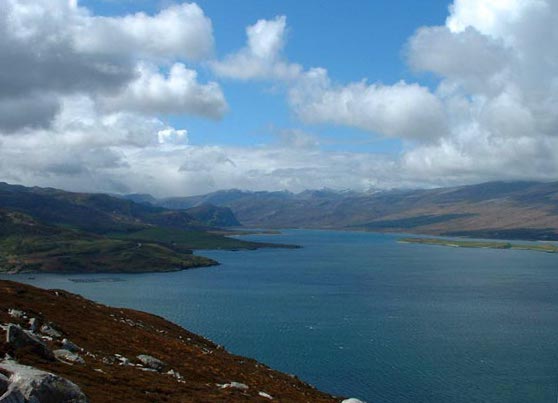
[399,237,558,253]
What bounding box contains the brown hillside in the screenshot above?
[0,280,339,402]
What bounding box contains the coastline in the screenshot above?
[0,279,341,402]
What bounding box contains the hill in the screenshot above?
[0,183,295,274]
[149,181,558,241]
[0,280,340,402]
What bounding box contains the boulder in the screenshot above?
[53,350,85,365]
[220,382,249,391]
[8,310,25,320]
[136,354,165,371]
[6,324,53,360]
[165,369,184,381]
[342,399,366,403]
[0,372,9,395]
[28,318,38,333]
[258,391,273,399]
[61,339,81,353]
[0,386,26,403]
[0,360,88,402]
[40,324,62,339]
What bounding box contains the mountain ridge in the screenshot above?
[133,181,558,241]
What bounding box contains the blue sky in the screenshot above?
[1,0,557,196]
[81,0,450,153]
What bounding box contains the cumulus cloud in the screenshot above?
[211,16,302,80]
[2,0,558,196]
[74,2,214,61]
[290,70,447,140]
[158,129,189,146]
[100,63,227,119]
[0,0,222,131]
[401,0,558,181]
[213,15,447,141]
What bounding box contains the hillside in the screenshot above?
[0,280,340,402]
[0,183,295,274]
[150,181,558,241]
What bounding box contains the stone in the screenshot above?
[220,382,249,391]
[136,354,165,371]
[7,310,25,320]
[342,399,366,403]
[115,355,130,366]
[0,372,9,395]
[0,386,26,403]
[0,360,88,402]
[53,350,85,365]
[166,369,184,381]
[258,391,273,399]
[28,318,38,333]
[40,324,62,339]
[61,339,80,353]
[6,324,53,360]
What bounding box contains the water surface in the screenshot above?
[3,230,558,402]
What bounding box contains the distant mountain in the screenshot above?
[150,181,558,241]
[184,203,240,227]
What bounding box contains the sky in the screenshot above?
[0,0,557,197]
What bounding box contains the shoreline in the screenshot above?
[0,279,343,402]
[398,237,558,253]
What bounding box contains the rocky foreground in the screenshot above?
[0,280,361,402]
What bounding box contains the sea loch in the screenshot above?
[3,229,558,403]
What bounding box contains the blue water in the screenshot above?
[3,230,558,402]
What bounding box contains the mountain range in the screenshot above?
[134,181,558,241]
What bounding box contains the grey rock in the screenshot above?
[166,369,183,381]
[6,324,53,360]
[258,391,273,400]
[342,399,366,403]
[101,356,115,365]
[28,318,38,333]
[0,360,88,402]
[7,310,25,320]
[0,372,9,395]
[61,339,80,353]
[114,355,130,366]
[220,382,249,391]
[0,385,26,403]
[53,350,85,365]
[40,324,62,339]
[136,354,165,371]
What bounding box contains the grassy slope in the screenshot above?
[0,184,298,274]
[0,234,216,274]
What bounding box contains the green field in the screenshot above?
[399,237,558,253]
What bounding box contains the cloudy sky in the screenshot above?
[0,0,557,196]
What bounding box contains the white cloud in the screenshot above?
[290,71,447,140]
[211,16,302,80]
[407,26,511,94]
[3,0,558,196]
[158,129,189,146]
[213,16,447,141]
[100,63,227,119]
[74,2,214,61]
[0,0,222,131]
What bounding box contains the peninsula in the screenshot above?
[399,237,558,253]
